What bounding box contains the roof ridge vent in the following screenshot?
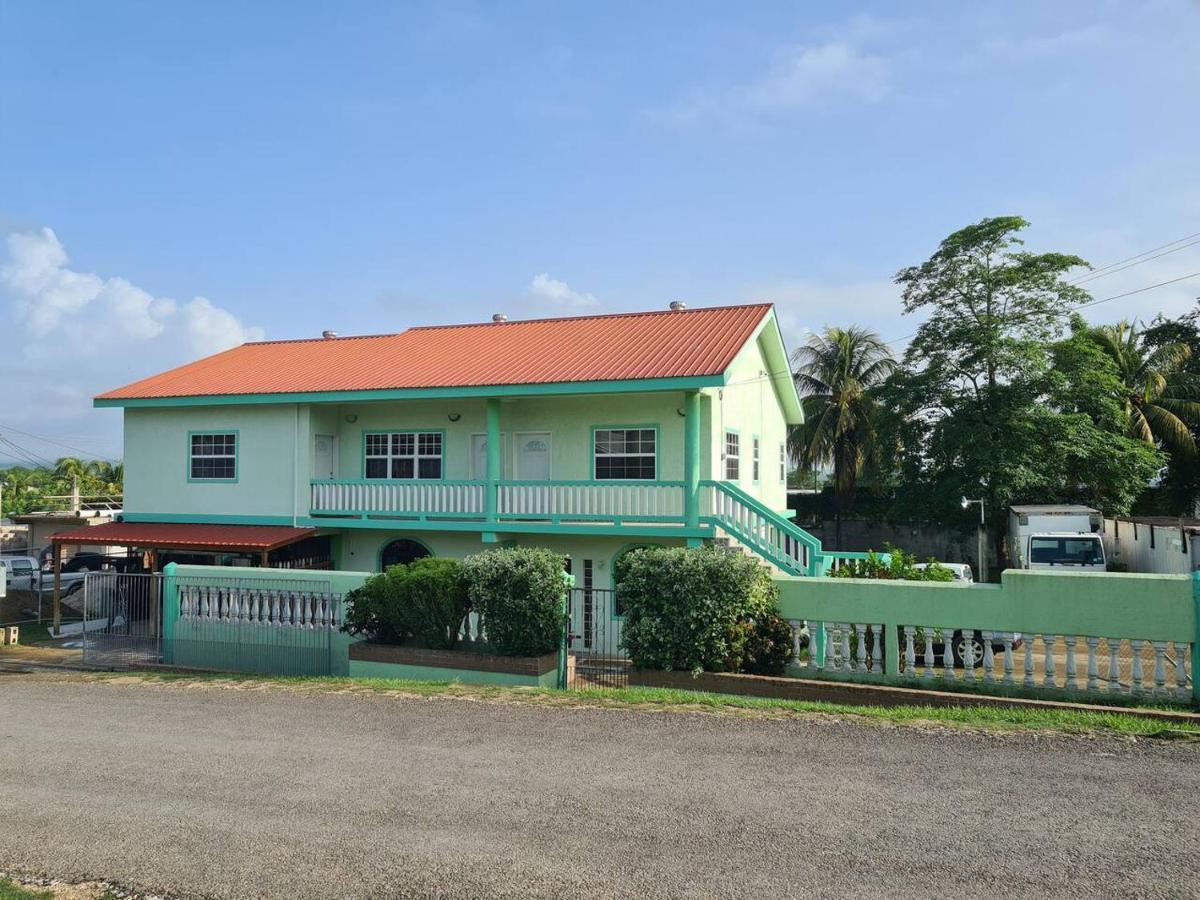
[492,313,509,323]
[321,330,338,339]
[669,300,687,311]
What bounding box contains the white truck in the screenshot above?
[1008,505,1106,571]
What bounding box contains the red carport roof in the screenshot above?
[96,303,773,400]
[51,522,316,552]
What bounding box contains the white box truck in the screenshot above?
[1008,505,1106,571]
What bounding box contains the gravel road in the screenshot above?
[1,675,1197,899]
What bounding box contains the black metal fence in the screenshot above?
[567,587,629,689]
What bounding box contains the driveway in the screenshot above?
[1,675,1197,899]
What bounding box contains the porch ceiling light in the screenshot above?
[448,413,461,422]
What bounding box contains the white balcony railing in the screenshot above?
[498,481,685,521]
[310,480,485,517]
[310,479,685,523]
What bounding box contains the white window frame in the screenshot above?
[189,432,237,482]
[364,431,444,480]
[779,442,787,482]
[593,427,657,481]
[724,431,740,480]
[752,436,760,483]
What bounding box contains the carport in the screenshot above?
[48,522,318,634]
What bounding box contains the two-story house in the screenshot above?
[81,303,824,633]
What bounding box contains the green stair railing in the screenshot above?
[702,480,824,576]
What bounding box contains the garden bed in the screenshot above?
[349,641,560,687]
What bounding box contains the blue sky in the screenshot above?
[2,1,1199,461]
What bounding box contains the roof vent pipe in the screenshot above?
[669,300,687,311]
[492,313,509,322]
[321,330,338,339]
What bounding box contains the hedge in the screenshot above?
[460,547,568,657]
[616,546,793,675]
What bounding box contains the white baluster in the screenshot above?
[840,624,852,674]
[1107,638,1121,692]
[942,630,954,680]
[1131,640,1145,694]
[855,624,868,673]
[981,631,994,683]
[1042,634,1056,688]
[1064,635,1078,691]
[923,628,934,680]
[1085,637,1100,692]
[961,631,976,681]
[201,587,211,619]
[251,590,262,625]
[1023,634,1035,687]
[269,591,279,627]
[789,620,803,669]
[1176,642,1190,701]
[1153,641,1168,695]
[1001,634,1014,685]
[903,626,916,677]
[870,625,882,674]
[811,621,825,670]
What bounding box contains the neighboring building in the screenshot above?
[1102,517,1200,574]
[83,303,817,638]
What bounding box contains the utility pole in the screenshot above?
[962,496,986,582]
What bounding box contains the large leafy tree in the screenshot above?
[886,216,1158,563]
[790,326,896,545]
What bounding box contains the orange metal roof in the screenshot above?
[51,522,316,551]
[96,304,773,400]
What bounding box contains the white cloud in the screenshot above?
[742,42,891,112]
[981,24,1112,62]
[528,272,598,308]
[742,278,911,354]
[0,227,264,460]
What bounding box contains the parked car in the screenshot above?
[0,556,42,591]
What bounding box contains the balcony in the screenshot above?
[309,478,832,577]
[310,479,686,524]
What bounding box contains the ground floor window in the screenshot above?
[380,538,431,570]
[365,431,443,480]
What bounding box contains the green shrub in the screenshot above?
[460,547,568,657]
[342,557,469,649]
[616,546,793,675]
[829,545,955,581]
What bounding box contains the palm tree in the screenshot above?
[1086,321,1200,456]
[790,326,897,546]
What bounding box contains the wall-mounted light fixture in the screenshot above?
[676,408,686,417]
[448,413,462,422]
[345,414,358,423]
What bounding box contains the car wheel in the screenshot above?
[65,581,82,596]
[952,630,986,669]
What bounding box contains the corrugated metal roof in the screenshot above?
[1010,505,1100,515]
[51,522,316,551]
[96,304,773,400]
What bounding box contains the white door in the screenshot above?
[314,434,338,480]
[515,432,552,481]
[471,433,505,480]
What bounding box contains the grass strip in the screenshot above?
[0,878,52,900]
[90,670,1200,739]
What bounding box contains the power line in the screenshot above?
[0,423,114,459]
[1070,236,1200,286]
[1068,230,1200,285]
[0,436,55,469]
[1073,269,1200,311]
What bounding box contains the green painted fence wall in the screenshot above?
[163,563,372,675]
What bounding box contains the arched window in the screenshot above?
[380,538,431,570]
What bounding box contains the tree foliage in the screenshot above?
[0,458,123,517]
[790,326,896,545]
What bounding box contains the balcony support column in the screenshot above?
[683,389,701,529]
[485,397,501,524]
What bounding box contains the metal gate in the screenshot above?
[81,572,163,668]
[567,587,629,688]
